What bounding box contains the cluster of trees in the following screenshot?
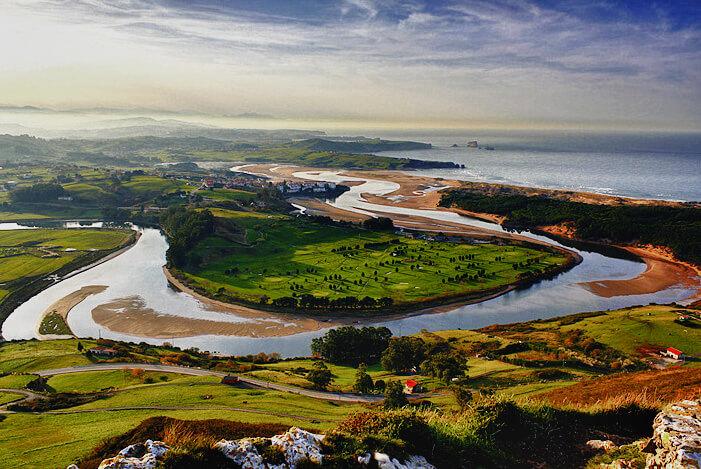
[311,326,392,366]
[160,206,216,268]
[381,336,467,383]
[362,216,395,231]
[270,294,393,311]
[10,182,69,203]
[441,189,701,265]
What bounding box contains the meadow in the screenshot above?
[0,340,364,468]
[0,228,131,287]
[0,303,697,467]
[180,211,569,310]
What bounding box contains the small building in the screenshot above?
[663,347,684,360]
[221,375,240,385]
[203,177,215,189]
[88,346,118,357]
[404,379,422,394]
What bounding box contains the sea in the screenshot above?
[352,129,701,202]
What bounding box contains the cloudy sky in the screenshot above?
[2,0,700,130]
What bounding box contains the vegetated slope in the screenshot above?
[77,416,292,469]
[440,186,701,265]
[73,402,659,469]
[0,134,457,170]
[538,366,701,408]
[289,137,432,152]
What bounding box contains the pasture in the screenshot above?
[0,228,131,307]
[183,212,569,309]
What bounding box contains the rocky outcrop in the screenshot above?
[645,400,701,468]
[358,452,436,469]
[216,427,324,468]
[97,440,169,469]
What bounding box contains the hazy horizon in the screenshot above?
[2,1,700,132]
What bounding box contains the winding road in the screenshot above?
[33,362,384,403]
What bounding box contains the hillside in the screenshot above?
[289,137,432,153]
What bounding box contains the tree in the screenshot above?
[384,380,408,409]
[77,342,84,352]
[362,217,394,231]
[421,351,467,384]
[352,364,374,394]
[311,326,392,366]
[451,381,473,410]
[381,337,426,373]
[306,361,333,390]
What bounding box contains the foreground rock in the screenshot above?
[90,426,436,469]
[216,427,324,467]
[645,400,701,468]
[97,440,169,469]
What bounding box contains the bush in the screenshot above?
[353,364,374,394]
[384,381,408,409]
[306,361,333,390]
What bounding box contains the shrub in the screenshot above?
[384,381,408,409]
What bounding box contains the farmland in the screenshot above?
[0,228,134,325]
[177,211,571,312]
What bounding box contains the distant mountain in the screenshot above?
[290,138,431,153]
[0,116,325,141]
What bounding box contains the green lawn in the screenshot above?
[182,212,568,308]
[559,305,701,357]
[47,370,192,393]
[38,313,73,336]
[202,188,257,202]
[0,229,131,307]
[0,339,96,374]
[0,377,364,468]
[0,373,37,389]
[0,391,22,405]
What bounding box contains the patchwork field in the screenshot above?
[180,211,570,310]
[0,228,133,309]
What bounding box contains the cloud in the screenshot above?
[1,0,700,129]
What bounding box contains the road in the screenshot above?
[0,388,43,413]
[35,362,384,403]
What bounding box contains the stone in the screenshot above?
[97,440,169,469]
[645,400,701,468]
[588,439,618,452]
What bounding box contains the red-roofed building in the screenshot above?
[404,379,421,394]
[663,347,684,360]
[88,346,118,357]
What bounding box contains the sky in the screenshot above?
[1,0,700,131]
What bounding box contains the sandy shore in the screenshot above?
[579,245,701,298]
[35,285,108,339]
[90,295,332,338]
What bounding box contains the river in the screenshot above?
[1,174,696,356]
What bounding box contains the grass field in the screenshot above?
[47,370,194,393]
[557,305,701,357]
[182,212,568,309]
[0,339,96,373]
[0,229,132,307]
[38,312,72,335]
[201,187,257,202]
[0,391,22,405]
[0,369,362,467]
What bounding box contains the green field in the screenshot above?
[181,212,569,310]
[0,228,131,303]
